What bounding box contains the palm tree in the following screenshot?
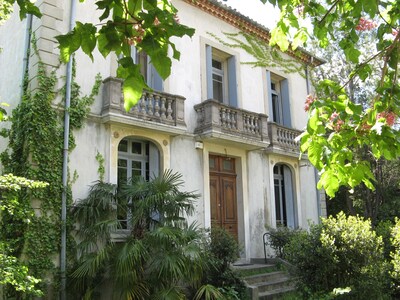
[69,170,220,299]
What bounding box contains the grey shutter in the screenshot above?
[206,45,213,99]
[149,143,159,178]
[149,63,163,91]
[281,79,292,127]
[266,70,273,122]
[283,165,296,228]
[227,55,238,107]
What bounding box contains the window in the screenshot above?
[117,138,160,229]
[274,164,297,228]
[267,71,291,127]
[131,47,163,91]
[205,45,238,107]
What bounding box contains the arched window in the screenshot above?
[273,164,297,228]
[117,137,160,228]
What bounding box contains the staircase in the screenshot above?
[233,263,295,300]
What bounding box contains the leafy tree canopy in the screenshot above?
[261,0,399,196]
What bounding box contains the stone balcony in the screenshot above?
[194,99,302,155]
[267,122,302,156]
[101,77,186,133]
[194,99,269,148]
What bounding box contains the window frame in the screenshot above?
[205,43,239,107]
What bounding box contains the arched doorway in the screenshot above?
[273,164,297,228]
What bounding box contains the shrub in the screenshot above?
[285,212,390,299]
[201,227,248,300]
[390,218,400,296]
[265,225,302,258]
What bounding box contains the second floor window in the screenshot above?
[131,47,163,91]
[267,71,292,127]
[205,45,238,107]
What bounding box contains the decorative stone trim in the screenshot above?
[183,0,324,67]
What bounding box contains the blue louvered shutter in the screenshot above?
[281,79,292,127]
[227,55,238,107]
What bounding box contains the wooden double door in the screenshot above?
[209,155,238,240]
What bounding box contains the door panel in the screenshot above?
[210,175,220,227]
[209,155,238,240]
[221,176,238,238]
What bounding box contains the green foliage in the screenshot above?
[261,0,400,196]
[0,0,41,22]
[265,225,302,258]
[0,243,42,297]
[0,175,46,297]
[390,218,400,294]
[95,151,105,182]
[55,0,195,111]
[200,227,248,300]
[285,212,390,299]
[70,170,208,299]
[0,43,101,297]
[208,31,305,76]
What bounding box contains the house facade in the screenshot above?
[0,0,326,261]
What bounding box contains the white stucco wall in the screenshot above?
[0,8,28,162]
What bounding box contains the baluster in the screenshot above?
[139,93,146,116]
[250,116,255,133]
[220,108,227,128]
[166,98,173,120]
[226,109,230,128]
[232,112,237,129]
[254,117,259,134]
[160,97,167,119]
[148,92,154,116]
[154,95,160,117]
[131,96,140,116]
[243,115,249,132]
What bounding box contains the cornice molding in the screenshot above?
[183,0,324,67]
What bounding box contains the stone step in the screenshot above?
[254,277,294,293]
[259,286,297,300]
[240,265,296,300]
[244,271,289,285]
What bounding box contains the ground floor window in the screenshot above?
[117,137,160,229]
[274,164,297,228]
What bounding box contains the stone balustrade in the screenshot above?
[268,122,301,152]
[102,77,186,127]
[194,99,269,142]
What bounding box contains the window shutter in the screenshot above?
[283,165,296,228]
[281,79,292,127]
[206,45,213,99]
[227,55,238,107]
[149,143,159,178]
[149,63,163,91]
[266,70,273,122]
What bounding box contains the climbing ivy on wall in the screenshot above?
[0,40,101,297]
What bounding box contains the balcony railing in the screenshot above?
[194,99,269,143]
[194,100,302,154]
[268,122,301,153]
[102,77,186,127]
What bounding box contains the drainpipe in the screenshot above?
[21,14,33,95]
[61,0,76,299]
[305,65,322,221]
